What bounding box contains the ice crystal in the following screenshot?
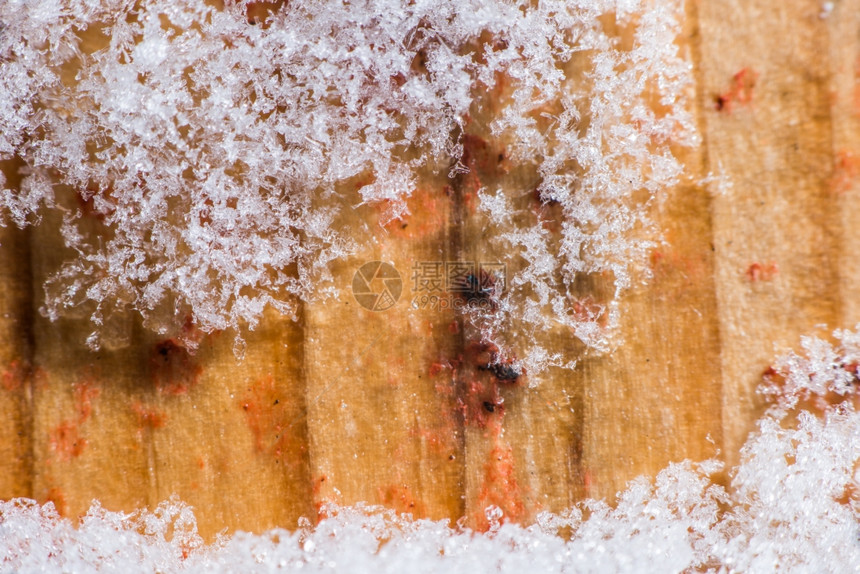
[0,0,693,362]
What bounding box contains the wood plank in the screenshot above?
[446,118,588,527]
[28,208,152,520]
[145,310,313,538]
[697,0,841,464]
[0,221,33,501]
[450,131,539,529]
[825,0,860,326]
[304,173,465,522]
[480,6,724,511]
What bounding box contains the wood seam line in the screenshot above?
[685,0,726,458]
[446,132,469,521]
[20,226,36,499]
[825,0,859,326]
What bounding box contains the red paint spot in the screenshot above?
[410,424,456,455]
[239,375,304,467]
[381,187,447,239]
[1,360,26,392]
[2,360,45,393]
[312,474,335,521]
[830,150,860,195]
[151,339,202,396]
[49,376,101,462]
[377,482,422,515]
[44,487,69,517]
[73,377,99,421]
[715,68,757,112]
[762,365,787,389]
[648,243,709,286]
[132,401,167,439]
[745,261,779,282]
[448,320,460,334]
[429,361,448,378]
[49,421,87,461]
[178,314,210,348]
[457,374,501,428]
[583,468,593,496]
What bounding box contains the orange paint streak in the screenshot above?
[410,424,456,456]
[583,468,594,497]
[49,376,100,462]
[474,430,526,531]
[649,245,709,286]
[73,378,100,421]
[2,360,44,393]
[312,474,337,521]
[239,375,304,467]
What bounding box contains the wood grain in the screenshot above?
[0,222,33,501]
[697,0,842,464]
[304,170,465,522]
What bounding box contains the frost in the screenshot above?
[2,327,858,572]
[0,0,694,363]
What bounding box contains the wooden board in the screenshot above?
[1,0,859,539]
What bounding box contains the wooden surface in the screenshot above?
[2,0,860,539]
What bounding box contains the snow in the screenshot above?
[1,0,692,369]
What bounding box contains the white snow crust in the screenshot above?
[1,0,694,368]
